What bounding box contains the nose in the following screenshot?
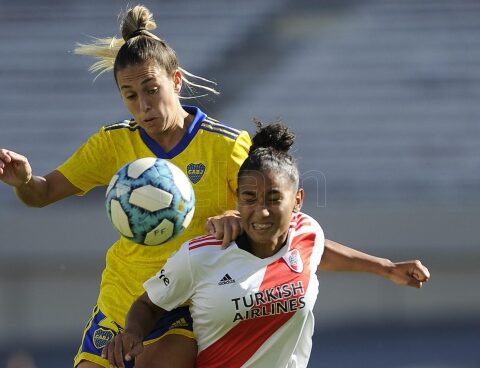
[139,96,151,112]
[256,203,270,217]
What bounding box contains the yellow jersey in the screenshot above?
[57,106,251,324]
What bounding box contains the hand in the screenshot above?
[205,210,243,247]
[102,331,144,367]
[386,260,430,288]
[0,149,32,187]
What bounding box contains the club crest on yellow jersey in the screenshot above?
[187,163,206,184]
[93,328,115,349]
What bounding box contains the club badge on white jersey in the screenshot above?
[282,248,303,273]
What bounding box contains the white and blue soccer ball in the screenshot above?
[105,158,195,246]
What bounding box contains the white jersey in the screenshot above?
[144,212,325,368]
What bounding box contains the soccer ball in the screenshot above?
[105,157,195,246]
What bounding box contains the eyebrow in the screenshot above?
[120,77,156,90]
[240,189,281,196]
[239,190,256,196]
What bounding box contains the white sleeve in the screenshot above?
[143,243,194,311]
[302,213,325,267]
[313,221,325,267]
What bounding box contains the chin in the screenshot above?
[251,234,275,246]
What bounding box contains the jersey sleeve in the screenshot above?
[143,243,195,311]
[227,130,251,192]
[309,216,325,268]
[296,213,325,268]
[312,220,325,267]
[56,129,117,195]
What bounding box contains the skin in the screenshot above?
[236,169,304,258]
[0,150,80,208]
[205,209,243,247]
[116,60,192,152]
[321,239,430,288]
[103,168,430,367]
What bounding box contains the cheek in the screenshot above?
[122,98,137,113]
[237,207,250,222]
[164,90,178,105]
[276,206,294,228]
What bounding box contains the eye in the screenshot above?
[267,196,282,205]
[148,87,159,95]
[124,93,136,101]
[239,195,256,205]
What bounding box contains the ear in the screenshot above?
[172,69,182,94]
[293,188,304,213]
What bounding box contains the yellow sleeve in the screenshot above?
[228,130,251,192]
[57,129,117,195]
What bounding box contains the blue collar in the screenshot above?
[139,105,206,159]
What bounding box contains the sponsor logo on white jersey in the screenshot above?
[158,269,170,286]
[218,273,235,285]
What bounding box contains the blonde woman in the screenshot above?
[0,5,250,368]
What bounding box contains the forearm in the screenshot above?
[14,175,51,207]
[14,170,79,208]
[319,239,394,277]
[125,294,167,339]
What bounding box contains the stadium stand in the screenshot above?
[1,1,479,366]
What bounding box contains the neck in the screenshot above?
[151,109,192,151]
[240,233,288,259]
[252,243,284,259]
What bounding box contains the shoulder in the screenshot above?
[102,119,140,133]
[291,212,324,237]
[199,117,242,140]
[187,234,224,253]
[199,117,251,145]
[85,120,141,148]
[178,235,226,270]
[289,213,325,262]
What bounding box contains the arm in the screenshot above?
[320,239,430,288]
[104,244,195,365]
[0,149,80,207]
[102,292,167,367]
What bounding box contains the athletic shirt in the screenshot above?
[56,106,251,324]
[144,212,325,368]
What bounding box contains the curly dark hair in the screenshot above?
[239,120,299,188]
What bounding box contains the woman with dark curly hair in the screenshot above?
[104,122,430,368]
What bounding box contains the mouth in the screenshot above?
[143,117,158,124]
[252,222,273,231]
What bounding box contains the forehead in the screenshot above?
[238,170,293,192]
[116,60,167,87]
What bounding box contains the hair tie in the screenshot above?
[129,28,147,39]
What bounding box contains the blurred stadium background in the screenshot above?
[1,0,479,367]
